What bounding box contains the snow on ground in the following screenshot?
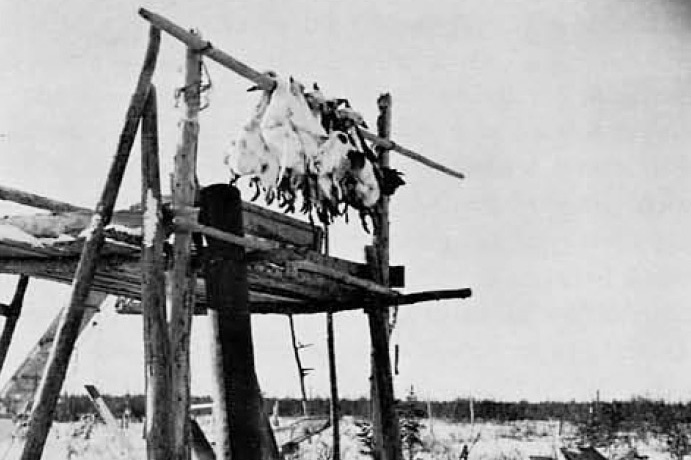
[0,418,675,460]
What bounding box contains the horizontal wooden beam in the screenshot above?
[0,184,321,248]
[115,287,472,316]
[0,255,371,313]
[0,185,83,213]
[391,288,472,306]
[137,8,465,181]
[301,287,473,313]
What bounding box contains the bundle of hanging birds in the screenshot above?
[224,73,405,232]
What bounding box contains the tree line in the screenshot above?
[51,394,691,430]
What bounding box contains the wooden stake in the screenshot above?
[288,314,309,417]
[19,26,161,460]
[367,93,403,460]
[323,226,341,460]
[170,36,202,460]
[200,184,270,460]
[141,85,173,460]
[0,275,29,374]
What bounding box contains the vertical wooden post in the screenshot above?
[19,26,161,460]
[367,93,402,460]
[288,314,309,417]
[200,184,269,460]
[0,275,29,374]
[170,35,203,460]
[324,227,341,460]
[141,85,173,460]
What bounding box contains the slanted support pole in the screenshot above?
[141,85,173,460]
[190,418,216,460]
[170,35,202,460]
[19,25,161,460]
[367,93,402,460]
[0,275,29,374]
[201,184,275,460]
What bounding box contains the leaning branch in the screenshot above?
[138,8,465,181]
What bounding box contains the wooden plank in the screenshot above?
[242,201,322,249]
[169,38,202,460]
[0,276,29,375]
[19,25,161,460]
[141,86,173,460]
[200,184,269,460]
[137,8,465,181]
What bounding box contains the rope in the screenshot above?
[174,60,213,111]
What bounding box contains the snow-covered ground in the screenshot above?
[0,418,675,460]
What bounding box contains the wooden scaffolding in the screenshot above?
[0,9,471,460]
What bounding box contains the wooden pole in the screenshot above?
[19,26,160,460]
[84,384,134,458]
[190,418,216,460]
[0,275,29,374]
[141,85,173,460]
[170,35,202,460]
[287,314,310,417]
[0,187,83,213]
[137,8,465,181]
[367,93,402,460]
[324,227,341,460]
[200,183,268,460]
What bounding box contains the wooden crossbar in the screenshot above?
[138,8,465,180]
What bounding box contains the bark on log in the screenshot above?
[141,86,173,460]
[368,93,403,460]
[169,37,202,460]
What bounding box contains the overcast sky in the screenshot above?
[2,0,691,402]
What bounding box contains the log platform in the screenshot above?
[0,187,469,316]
